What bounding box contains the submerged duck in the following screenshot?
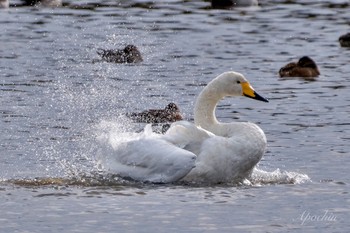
[211,0,258,9]
[339,33,350,47]
[100,71,269,184]
[127,103,183,124]
[0,0,8,8]
[279,56,320,78]
[22,0,62,7]
[97,45,143,64]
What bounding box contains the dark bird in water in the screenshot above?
[22,0,62,7]
[211,0,258,9]
[279,56,320,78]
[97,45,143,64]
[127,103,183,124]
[339,33,350,47]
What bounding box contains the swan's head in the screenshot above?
[211,71,268,102]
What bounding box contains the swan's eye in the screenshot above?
[236,81,241,84]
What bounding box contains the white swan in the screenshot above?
[99,71,268,184]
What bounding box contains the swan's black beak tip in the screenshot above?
[244,91,269,103]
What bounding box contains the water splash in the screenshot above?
[0,167,310,188]
[247,168,311,185]
[1,172,134,188]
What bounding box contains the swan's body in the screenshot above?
[100,71,268,184]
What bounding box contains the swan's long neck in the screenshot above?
[194,82,224,131]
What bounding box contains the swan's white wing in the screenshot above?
[163,121,214,155]
[182,133,266,184]
[98,136,196,183]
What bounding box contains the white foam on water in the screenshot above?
[247,167,311,185]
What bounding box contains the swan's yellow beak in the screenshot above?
[241,82,269,102]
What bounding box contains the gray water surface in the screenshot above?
[1,0,350,232]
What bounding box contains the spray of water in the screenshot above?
[2,23,310,187]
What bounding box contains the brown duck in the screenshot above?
[339,33,350,47]
[211,0,258,9]
[127,103,183,123]
[279,56,320,78]
[97,45,143,63]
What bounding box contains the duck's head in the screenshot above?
[164,103,180,112]
[297,56,318,69]
[124,45,143,63]
[210,71,269,103]
[124,45,139,53]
